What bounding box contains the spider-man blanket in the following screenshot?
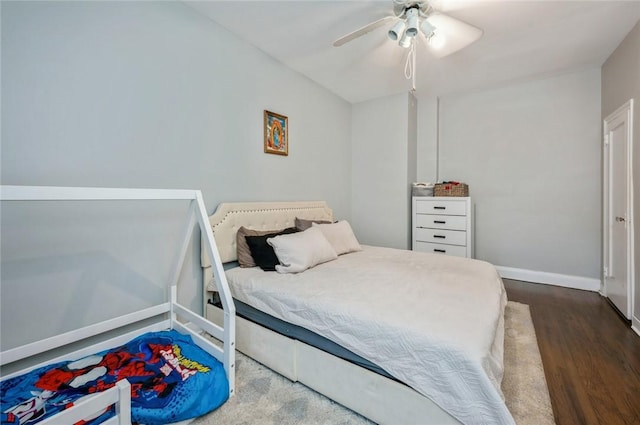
[1,330,229,425]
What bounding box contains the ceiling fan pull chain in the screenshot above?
[405,39,417,92]
[404,41,414,80]
[411,38,417,92]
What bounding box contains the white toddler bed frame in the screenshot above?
[0,185,236,425]
[201,201,462,425]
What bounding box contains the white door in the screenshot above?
[603,100,634,319]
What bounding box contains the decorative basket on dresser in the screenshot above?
[412,196,473,258]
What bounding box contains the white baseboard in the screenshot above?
[495,266,601,292]
[633,316,640,338]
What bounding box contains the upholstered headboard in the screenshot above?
[201,201,333,267]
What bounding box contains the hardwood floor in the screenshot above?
[503,279,640,425]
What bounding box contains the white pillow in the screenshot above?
[312,220,362,255]
[267,227,338,274]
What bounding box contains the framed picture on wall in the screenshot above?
[264,110,288,156]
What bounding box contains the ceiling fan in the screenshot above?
[333,0,483,59]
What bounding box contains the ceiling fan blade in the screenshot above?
[333,16,396,47]
[424,13,483,58]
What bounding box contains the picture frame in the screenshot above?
[264,110,288,156]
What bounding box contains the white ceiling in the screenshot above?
[187,1,640,103]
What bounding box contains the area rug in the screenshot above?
[192,301,554,425]
[502,301,555,425]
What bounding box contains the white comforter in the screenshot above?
[225,245,514,425]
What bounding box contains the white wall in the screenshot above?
[351,92,416,249]
[417,97,438,183]
[602,21,640,331]
[1,1,352,348]
[418,69,602,284]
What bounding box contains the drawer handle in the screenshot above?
[433,235,446,239]
[434,206,446,210]
[434,220,446,224]
[434,249,446,253]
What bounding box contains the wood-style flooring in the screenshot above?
[504,279,640,425]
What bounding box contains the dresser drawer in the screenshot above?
[413,241,468,257]
[414,214,466,231]
[414,228,466,246]
[412,196,472,258]
[415,199,467,216]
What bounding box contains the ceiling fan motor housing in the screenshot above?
[394,1,432,18]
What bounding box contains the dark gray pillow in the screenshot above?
[237,227,283,268]
[295,217,332,231]
[244,228,298,271]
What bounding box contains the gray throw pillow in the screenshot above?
[236,227,283,267]
[294,217,332,231]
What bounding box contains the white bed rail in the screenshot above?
[38,380,132,425]
[0,304,171,366]
[0,186,236,398]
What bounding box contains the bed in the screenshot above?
[0,186,236,425]
[200,201,514,425]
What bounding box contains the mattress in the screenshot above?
[218,298,396,380]
[224,245,513,425]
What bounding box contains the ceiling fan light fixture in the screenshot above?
[405,8,419,37]
[399,32,412,48]
[420,20,436,38]
[388,20,406,41]
[429,31,446,49]
[333,1,483,61]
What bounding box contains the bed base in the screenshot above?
[1,186,236,425]
[206,303,460,425]
[201,200,463,424]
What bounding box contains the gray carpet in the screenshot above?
[192,301,554,425]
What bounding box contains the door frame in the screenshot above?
[602,99,635,319]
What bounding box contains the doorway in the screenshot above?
[603,99,635,320]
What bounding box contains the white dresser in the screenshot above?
[412,196,473,258]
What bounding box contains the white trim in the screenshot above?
[602,99,635,319]
[495,266,601,291]
[633,316,640,338]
